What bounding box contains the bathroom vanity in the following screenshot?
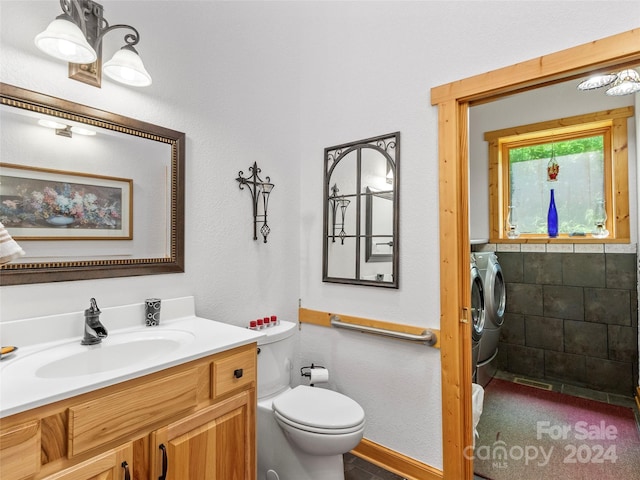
[0,297,262,480]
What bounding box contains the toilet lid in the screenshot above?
[272,385,365,430]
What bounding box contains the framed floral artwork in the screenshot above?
[0,163,132,240]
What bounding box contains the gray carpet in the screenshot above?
[473,379,640,480]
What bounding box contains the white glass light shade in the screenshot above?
[34,15,97,64]
[70,126,96,136]
[38,119,67,129]
[605,69,640,96]
[103,47,152,87]
[577,73,617,90]
[0,222,25,265]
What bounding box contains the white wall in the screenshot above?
[294,1,640,468]
[0,1,301,325]
[2,0,639,471]
[469,79,637,242]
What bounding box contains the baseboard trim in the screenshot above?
[352,438,443,480]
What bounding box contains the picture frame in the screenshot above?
[0,163,133,240]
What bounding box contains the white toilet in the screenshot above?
[257,321,366,480]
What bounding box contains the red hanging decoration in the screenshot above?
[547,144,559,181]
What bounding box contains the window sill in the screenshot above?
[491,236,629,244]
[480,240,636,254]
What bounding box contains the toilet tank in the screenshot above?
[257,321,297,398]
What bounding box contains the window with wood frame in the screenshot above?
[484,107,633,243]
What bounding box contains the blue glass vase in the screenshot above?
[547,189,558,238]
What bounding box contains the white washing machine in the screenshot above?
[474,252,506,386]
[470,255,485,382]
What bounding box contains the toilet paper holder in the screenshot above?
[301,363,327,386]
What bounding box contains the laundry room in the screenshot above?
[468,66,640,480]
[468,74,639,397]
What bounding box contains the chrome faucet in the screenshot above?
[81,298,108,345]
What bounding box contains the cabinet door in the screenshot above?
[152,390,255,480]
[42,443,132,480]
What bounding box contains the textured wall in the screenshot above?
[2,0,640,471]
[497,252,638,396]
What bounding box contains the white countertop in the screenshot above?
[0,301,264,418]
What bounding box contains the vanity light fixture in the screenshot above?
[236,162,274,243]
[577,68,640,96]
[35,0,152,88]
[0,222,25,265]
[38,118,96,137]
[328,184,350,244]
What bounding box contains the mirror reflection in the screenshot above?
[0,83,185,285]
[323,132,399,288]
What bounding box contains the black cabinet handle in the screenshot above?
[234,368,243,379]
[158,444,168,480]
[121,461,130,480]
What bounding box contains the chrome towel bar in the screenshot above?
[330,315,437,346]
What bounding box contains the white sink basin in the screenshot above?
[34,331,195,379]
[0,310,264,418]
[3,329,195,379]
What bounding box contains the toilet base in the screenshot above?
[258,400,347,480]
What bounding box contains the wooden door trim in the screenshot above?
[431,28,640,479]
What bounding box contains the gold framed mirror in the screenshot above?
[0,83,185,285]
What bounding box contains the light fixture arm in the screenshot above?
[95,23,141,50]
[37,0,151,87]
[236,162,274,243]
[61,0,141,50]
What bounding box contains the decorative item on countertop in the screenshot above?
[506,205,519,239]
[592,199,609,238]
[0,345,18,359]
[235,162,274,243]
[248,316,279,329]
[547,189,558,238]
[145,298,161,326]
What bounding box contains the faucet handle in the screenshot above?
[89,298,101,314]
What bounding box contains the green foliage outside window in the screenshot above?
[509,136,604,163]
[508,135,605,235]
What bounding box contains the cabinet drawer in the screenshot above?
[68,368,198,457]
[212,347,256,399]
[0,420,41,480]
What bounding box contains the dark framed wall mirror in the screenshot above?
[0,83,185,285]
[323,132,399,288]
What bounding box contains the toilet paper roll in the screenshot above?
[309,367,329,384]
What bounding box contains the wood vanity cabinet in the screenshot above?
[0,343,257,480]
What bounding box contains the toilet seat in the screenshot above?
[272,385,365,433]
[273,410,365,435]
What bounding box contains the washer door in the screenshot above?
[485,257,506,327]
[470,264,485,342]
